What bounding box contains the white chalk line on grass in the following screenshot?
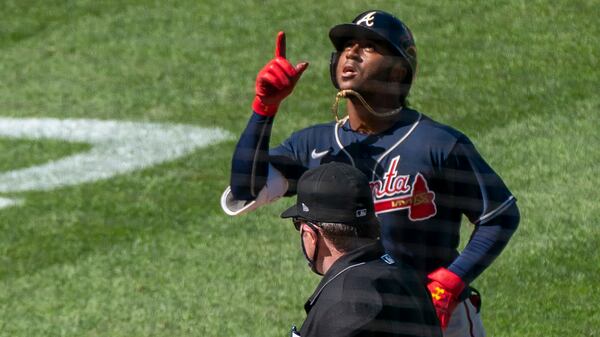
[0,118,232,209]
[0,197,23,209]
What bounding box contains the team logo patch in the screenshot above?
[380,254,395,265]
[356,11,376,27]
[369,156,437,221]
[355,208,367,217]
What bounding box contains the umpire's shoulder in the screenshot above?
[341,255,421,290]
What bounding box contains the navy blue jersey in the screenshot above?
[269,108,516,277]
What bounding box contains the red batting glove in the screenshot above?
[252,31,309,117]
[427,268,466,330]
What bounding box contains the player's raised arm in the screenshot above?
[221,32,308,216]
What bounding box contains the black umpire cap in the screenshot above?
[281,162,379,227]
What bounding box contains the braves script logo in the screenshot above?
[369,156,437,221]
[356,11,376,27]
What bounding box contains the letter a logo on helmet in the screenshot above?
[356,11,376,27]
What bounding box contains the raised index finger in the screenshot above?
[275,31,286,58]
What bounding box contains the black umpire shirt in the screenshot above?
[299,241,441,337]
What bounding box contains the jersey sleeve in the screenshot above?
[269,132,311,196]
[444,135,516,225]
[229,112,275,201]
[448,204,519,283]
[222,112,309,215]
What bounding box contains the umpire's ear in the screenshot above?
[301,223,319,256]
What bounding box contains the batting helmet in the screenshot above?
[329,10,417,90]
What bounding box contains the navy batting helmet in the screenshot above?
[329,10,417,90]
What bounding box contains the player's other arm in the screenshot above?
[442,135,520,283]
[427,135,520,329]
[447,202,519,283]
[221,32,308,215]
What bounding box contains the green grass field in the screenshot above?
[0,0,598,336]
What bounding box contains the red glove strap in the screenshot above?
[427,267,465,294]
[252,96,280,117]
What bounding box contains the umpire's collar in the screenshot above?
[304,240,384,313]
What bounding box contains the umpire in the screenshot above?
[281,162,441,337]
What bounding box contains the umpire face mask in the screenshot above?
[296,219,323,276]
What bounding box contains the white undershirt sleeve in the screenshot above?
[220,165,289,216]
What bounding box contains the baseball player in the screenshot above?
[221,10,520,337]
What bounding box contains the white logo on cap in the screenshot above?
[356,209,367,217]
[302,203,310,212]
[356,11,376,27]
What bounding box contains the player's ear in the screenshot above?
[389,61,408,84]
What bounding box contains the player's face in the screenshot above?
[335,39,402,94]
